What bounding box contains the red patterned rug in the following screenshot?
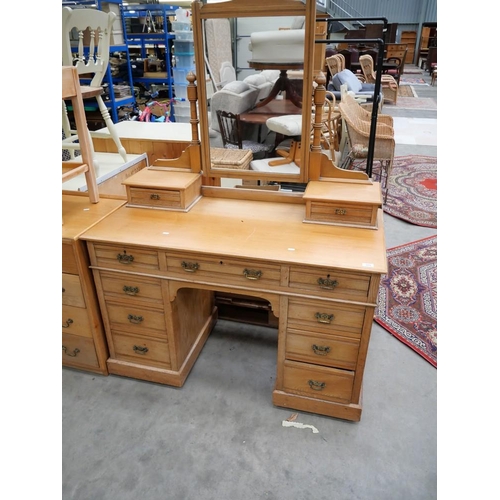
[375,236,437,367]
[384,155,437,228]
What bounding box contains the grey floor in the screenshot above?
[62,67,437,500]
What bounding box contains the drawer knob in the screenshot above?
[181,261,199,273]
[128,314,144,324]
[123,285,139,296]
[62,318,74,328]
[150,193,161,200]
[117,252,134,264]
[335,208,347,215]
[133,345,149,355]
[243,269,262,280]
[62,345,80,357]
[315,312,334,324]
[317,277,339,290]
[308,380,326,391]
[312,344,331,356]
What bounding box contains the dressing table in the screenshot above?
[73,0,387,422]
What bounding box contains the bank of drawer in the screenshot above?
[62,304,92,337]
[62,333,99,369]
[111,331,171,369]
[91,243,159,272]
[288,266,372,301]
[62,242,78,274]
[99,272,164,307]
[62,273,86,308]
[287,298,366,338]
[285,330,359,370]
[283,359,354,403]
[105,301,167,338]
[166,252,281,287]
[128,187,181,209]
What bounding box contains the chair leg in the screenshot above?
[96,95,128,163]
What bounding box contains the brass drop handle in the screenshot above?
[317,277,339,290]
[62,287,65,293]
[117,252,134,264]
[123,285,139,296]
[243,269,262,280]
[181,261,199,273]
[133,345,149,355]
[335,208,347,215]
[62,318,74,328]
[150,193,160,200]
[308,380,326,391]
[128,314,143,324]
[315,312,334,324]
[312,344,331,356]
[62,345,80,357]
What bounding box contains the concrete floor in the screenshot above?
[62,67,437,500]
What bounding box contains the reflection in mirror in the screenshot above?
[192,0,317,189]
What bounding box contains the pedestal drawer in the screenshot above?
[287,298,366,338]
[62,242,78,275]
[62,273,86,308]
[91,243,159,272]
[166,252,281,287]
[62,305,92,338]
[289,267,372,301]
[99,272,164,306]
[105,301,167,338]
[283,359,354,403]
[285,329,359,370]
[62,333,99,369]
[128,187,182,209]
[111,331,171,369]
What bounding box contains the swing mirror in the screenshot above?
[191,0,317,187]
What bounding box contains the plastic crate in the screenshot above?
[174,30,194,41]
[173,100,191,117]
[174,40,195,54]
[171,21,191,31]
[172,67,196,84]
[174,83,188,100]
[174,53,195,68]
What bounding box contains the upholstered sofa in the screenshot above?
[327,69,380,102]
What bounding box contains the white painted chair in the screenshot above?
[62,6,127,164]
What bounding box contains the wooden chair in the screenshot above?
[62,66,99,204]
[358,54,399,104]
[216,109,273,157]
[338,93,395,201]
[62,6,127,163]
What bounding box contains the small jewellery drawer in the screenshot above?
[166,252,282,287]
[111,331,171,369]
[62,333,99,369]
[283,359,354,403]
[62,242,78,275]
[62,305,92,337]
[105,301,167,338]
[128,187,182,209]
[287,298,366,338]
[285,330,359,371]
[90,243,159,272]
[306,201,378,228]
[62,273,86,308]
[288,266,372,301]
[99,272,164,306]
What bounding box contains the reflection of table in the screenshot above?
[350,61,399,74]
[248,62,304,108]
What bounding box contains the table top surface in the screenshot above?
[240,99,302,124]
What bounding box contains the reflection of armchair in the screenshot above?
[328,69,380,103]
[358,55,398,104]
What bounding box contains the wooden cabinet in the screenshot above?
[62,194,125,374]
[401,31,417,64]
[81,195,387,421]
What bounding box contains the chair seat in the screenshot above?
[226,141,272,154]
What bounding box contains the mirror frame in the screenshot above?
[192,0,317,184]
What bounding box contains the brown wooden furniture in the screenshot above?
[62,194,125,374]
[401,31,417,64]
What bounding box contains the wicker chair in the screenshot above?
[338,93,395,201]
[325,54,345,79]
[358,55,398,104]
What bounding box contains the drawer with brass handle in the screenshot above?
[99,271,164,306]
[90,243,159,272]
[286,298,366,338]
[105,301,167,338]
[62,273,86,308]
[282,359,354,403]
[62,305,92,338]
[62,333,99,369]
[128,187,182,209]
[111,331,171,369]
[166,252,281,287]
[285,329,360,370]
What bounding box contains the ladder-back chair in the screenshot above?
[358,54,399,104]
[62,6,127,163]
[62,66,99,204]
